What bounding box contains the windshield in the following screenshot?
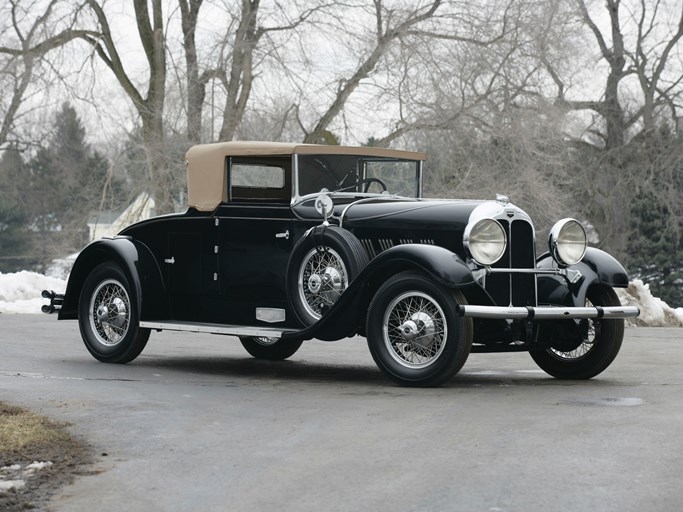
[296,154,421,198]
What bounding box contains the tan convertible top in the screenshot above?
[185,141,427,211]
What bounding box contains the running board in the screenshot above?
[139,321,299,338]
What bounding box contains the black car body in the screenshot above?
[44,141,639,386]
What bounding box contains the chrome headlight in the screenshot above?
[464,218,507,266]
[548,219,587,266]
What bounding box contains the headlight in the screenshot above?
[549,219,587,266]
[464,218,507,266]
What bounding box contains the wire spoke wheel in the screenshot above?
[79,262,150,363]
[239,336,303,360]
[298,247,348,319]
[89,279,131,347]
[530,285,624,379]
[288,225,368,326]
[383,291,447,369]
[549,298,596,361]
[366,272,472,387]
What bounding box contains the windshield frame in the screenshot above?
[291,153,423,204]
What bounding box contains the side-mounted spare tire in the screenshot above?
[287,225,368,326]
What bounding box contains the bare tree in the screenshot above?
[543,0,683,150]
[298,0,443,144]
[207,0,327,142]
[178,0,205,144]
[533,0,683,261]
[81,0,175,211]
[0,0,95,149]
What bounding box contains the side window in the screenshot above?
[232,165,285,188]
[229,157,291,202]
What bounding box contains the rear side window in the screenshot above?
[229,157,291,202]
[232,164,285,188]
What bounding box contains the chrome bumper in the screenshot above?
[458,305,640,320]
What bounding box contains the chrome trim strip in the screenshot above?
[139,321,296,338]
[485,267,575,276]
[477,267,582,284]
[458,305,640,320]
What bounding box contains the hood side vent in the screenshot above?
[361,238,435,259]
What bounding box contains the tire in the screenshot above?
[287,225,368,325]
[530,285,624,379]
[366,271,473,387]
[78,262,150,363]
[239,336,303,360]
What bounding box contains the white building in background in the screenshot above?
[87,192,156,241]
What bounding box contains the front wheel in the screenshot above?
[366,272,473,387]
[239,336,303,360]
[78,262,150,363]
[530,285,624,379]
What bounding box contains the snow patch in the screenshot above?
[616,279,683,327]
[0,461,54,494]
[0,480,26,492]
[45,253,78,280]
[0,271,66,314]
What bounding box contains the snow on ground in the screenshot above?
[0,267,681,327]
[0,462,53,493]
[0,271,66,315]
[617,279,683,327]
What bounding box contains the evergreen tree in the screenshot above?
[626,127,683,306]
[0,146,33,272]
[19,102,123,270]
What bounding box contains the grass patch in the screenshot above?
[0,403,73,458]
[1,401,91,511]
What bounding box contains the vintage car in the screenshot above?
[43,141,639,386]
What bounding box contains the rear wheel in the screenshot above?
[530,285,624,379]
[366,272,472,387]
[78,262,150,363]
[239,336,303,360]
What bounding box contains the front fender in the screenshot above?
[282,244,475,341]
[536,247,630,307]
[59,237,168,321]
[364,244,475,289]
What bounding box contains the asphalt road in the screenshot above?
[1,315,681,512]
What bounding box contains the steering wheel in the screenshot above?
[335,177,387,193]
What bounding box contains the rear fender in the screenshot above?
[59,237,168,321]
[536,247,629,307]
[282,244,476,341]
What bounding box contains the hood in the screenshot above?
[293,196,502,231]
[293,196,532,257]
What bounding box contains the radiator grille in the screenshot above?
[487,219,537,307]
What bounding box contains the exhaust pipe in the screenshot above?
[41,290,64,314]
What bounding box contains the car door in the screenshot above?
[215,157,297,327]
[165,217,219,322]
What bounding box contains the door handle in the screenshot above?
[275,230,290,240]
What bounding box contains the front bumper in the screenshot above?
[458,305,640,320]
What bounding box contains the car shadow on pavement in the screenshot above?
[120,354,624,390]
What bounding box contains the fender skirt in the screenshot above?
[281,244,474,342]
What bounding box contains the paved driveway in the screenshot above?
[0,315,681,512]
